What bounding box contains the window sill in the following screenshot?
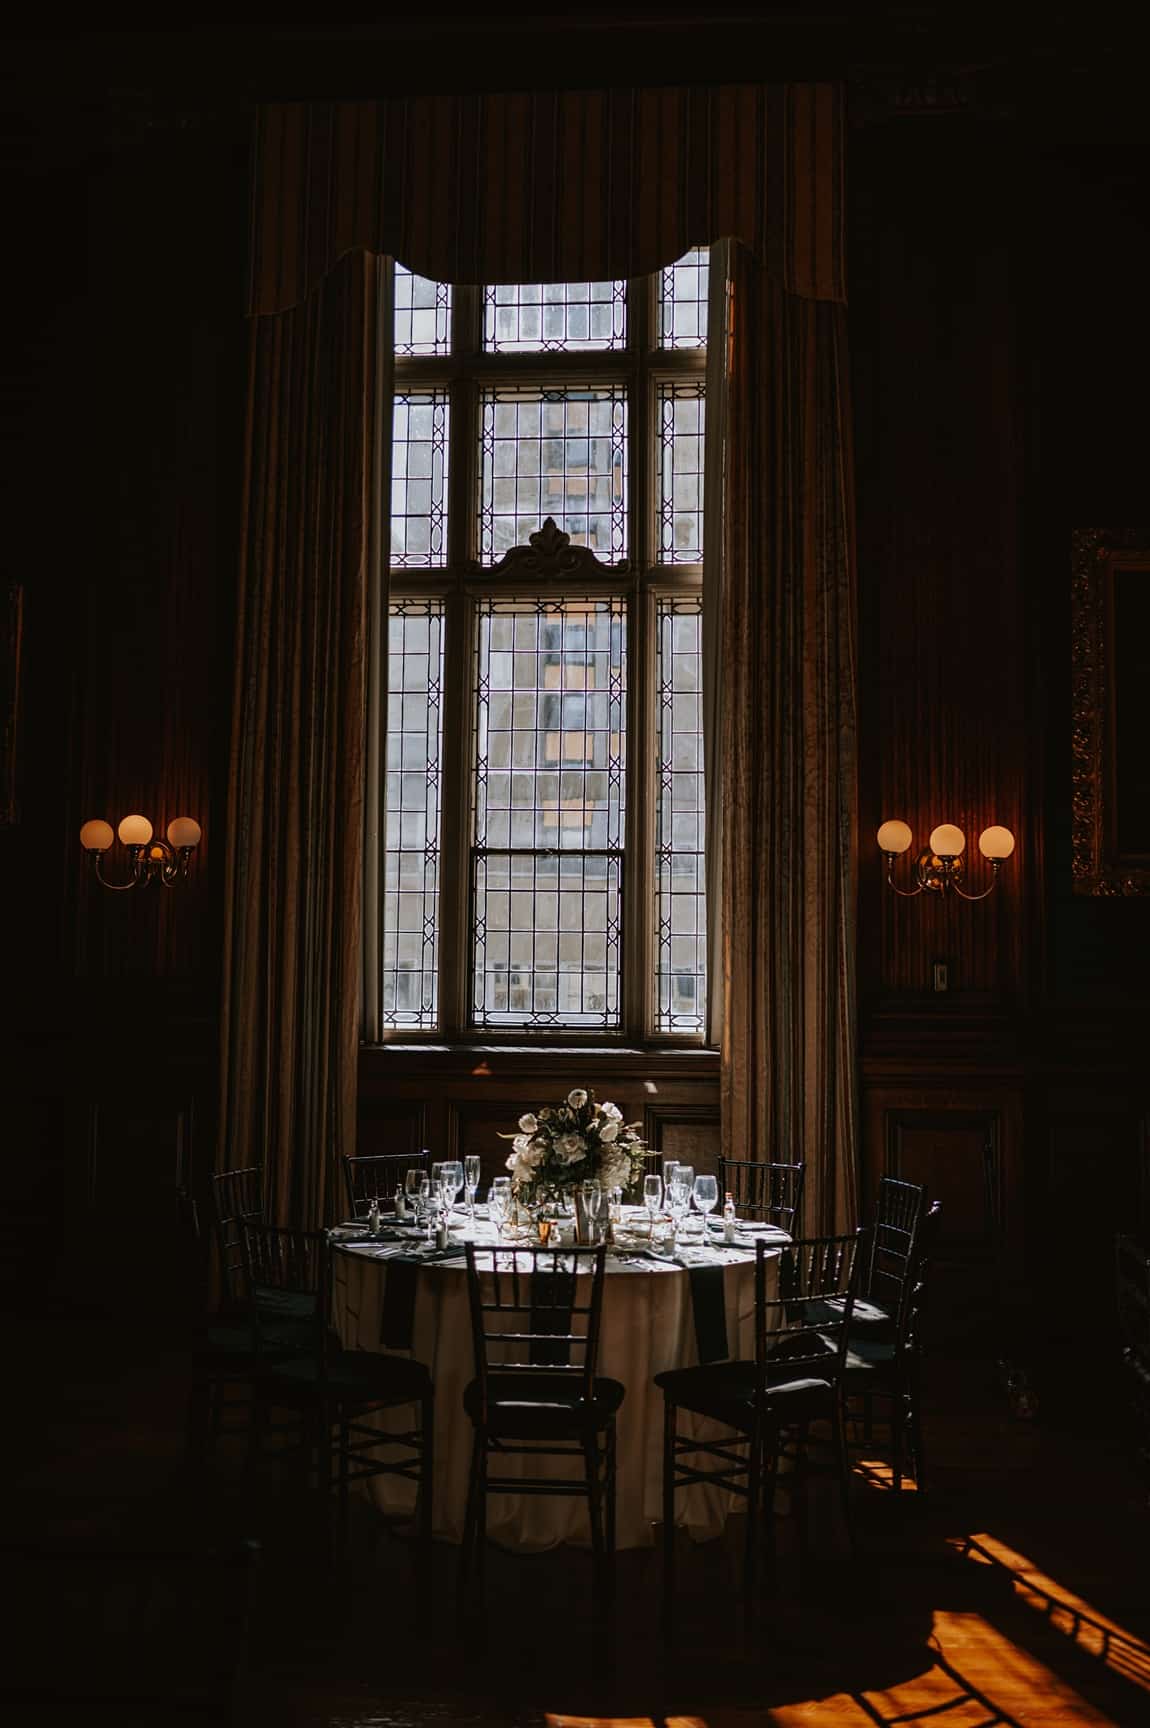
[359,1042,720,1085]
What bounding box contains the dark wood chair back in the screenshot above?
[239,1222,328,1360]
[463,1244,607,1420]
[755,1230,864,1399]
[342,1150,429,1219]
[866,1174,928,1322]
[209,1164,266,1310]
[719,1157,806,1232]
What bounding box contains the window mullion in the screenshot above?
[623,272,654,1041]
[437,283,482,1035]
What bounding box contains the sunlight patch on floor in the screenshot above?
[954,1533,1150,1694]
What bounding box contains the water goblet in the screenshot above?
[643,1173,664,1239]
[693,1173,719,1240]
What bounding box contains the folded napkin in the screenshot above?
[688,1262,729,1364]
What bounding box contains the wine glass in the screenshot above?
[489,1176,512,1237]
[643,1173,663,1239]
[693,1173,719,1238]
[465,1154,481,1216]
[443,1161,464,1215]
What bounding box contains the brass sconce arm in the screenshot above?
[877,819,1014,902]
[80,815,202,891]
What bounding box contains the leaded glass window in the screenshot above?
[383,600,445,1028]
[374,250,714,1042]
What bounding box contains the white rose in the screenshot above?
[567,1089,589,1110]
[601,1147,631,1191]
[518,1112,538,1134]
[599,1120,619,1143]
[601,1101,622,1122]
[556,1132,585,1164]
[512,1134,530,1153]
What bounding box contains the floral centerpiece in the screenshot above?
[502,1088,646,1206]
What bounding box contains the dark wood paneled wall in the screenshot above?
[852,90,1150,1352]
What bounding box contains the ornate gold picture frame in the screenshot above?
[1071,529,1150,894]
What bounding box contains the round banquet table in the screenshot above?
[330,1209,786,1551]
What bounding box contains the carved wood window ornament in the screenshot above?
[370,257,718,1043]
[1071,529,1150,895]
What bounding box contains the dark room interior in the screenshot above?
[3,9,1149,1726]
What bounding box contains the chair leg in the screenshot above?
[420,1390,435,1544]
[583,1433,607,1612]
[605,1421,617,1559]
[661,1400,677,1616]
[890,1390,905,1495]
[833,1402,855,1554]
[743,1430,761,1610]
[337,1413,350,1554]
[908,1374,928,1498]
[460,1428,482,1591]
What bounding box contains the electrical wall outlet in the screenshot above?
[932,960,949,993]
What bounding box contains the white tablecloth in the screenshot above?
[331,1211,785,1551]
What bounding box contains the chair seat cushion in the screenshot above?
[464,1373,624,1437]
[262,1349,431,1407]
[806,1295,895,1342]
[655,1360,835,1428]
[198,1313,318,1368]
[830,1336,900,1390]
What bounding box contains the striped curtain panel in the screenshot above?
[247,85,844,311]
[717,250,859,1236]
[220,251,386,1227]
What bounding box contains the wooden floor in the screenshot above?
[4,1222,1148,1727]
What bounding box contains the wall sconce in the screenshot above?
[878,819,1014,900]
[80,813,202,891]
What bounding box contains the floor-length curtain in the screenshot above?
[718,246,859,1236]
[220,250,385,1227]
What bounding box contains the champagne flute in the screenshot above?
[465,1154,481,1216]
[693,1173,719,1239]
[581,1178,603,1243]
[415,1173,432,1239]
[489,1176,512,1237]
[668,1165,694,1240]
[643,1173,664,1239]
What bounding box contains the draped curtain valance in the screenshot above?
[247,83,845,314]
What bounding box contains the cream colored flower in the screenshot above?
[567,1089,589,1110]
[599,1120,619,1143]
[518,1112,538,1134]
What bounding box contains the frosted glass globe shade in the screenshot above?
[166,817,202,850]
[978,825,1015,860]
[876,819,913,855]
[929,823,966,858]
[80,819,114,852]
[117,814,153,847]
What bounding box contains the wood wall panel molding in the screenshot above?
[862,1081,1024,1272]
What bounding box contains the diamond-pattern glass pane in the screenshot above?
[394,263,452,356]
[655,598,706,1033]
[384,601,445,1029]
[391,391,449,567]
[480,388,627,565]
[659,247,709,348]
[472,598,627,1029]
[657,383,705,564]
[484,280,626,351]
